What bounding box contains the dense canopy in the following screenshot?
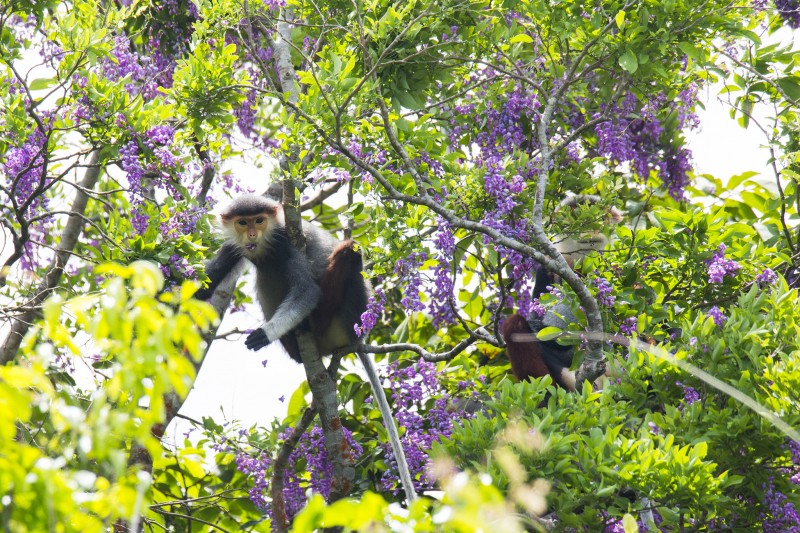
[1,0,800,531]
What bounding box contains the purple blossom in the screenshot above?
[428,220,458,328]
[263,0,287,11]
[661,146,692,201]
[707,306,727,327]
[592,275,616,307]
[235,425,362,519]
[120,140,146,196]
[592,91,697,199]
[529,298,547,319]
[377,360,476,495]
[752,0,768,11]
[395,252,428,312]
[676,380,700,405]
[355,287,386,337]
[235,88,259,140]
[130,208,150,235]
[756,268,778,287]
[1,127,54,271]
[706,244,741,284]
[789,440,800,465]
[145,125,175,145]
[762,477,800,531]
[775,0,800,28]
[102,35,161,100]
[619,316,638,336]
[160,205,208,237]
[162,254,196,279]
[3,128,48,212]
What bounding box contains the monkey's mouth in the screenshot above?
[245,243,257,251]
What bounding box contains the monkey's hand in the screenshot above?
[245,328,271,351]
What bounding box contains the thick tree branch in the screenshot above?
[1,150,102,365]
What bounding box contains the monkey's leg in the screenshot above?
[501,314,551,382]
[279,332,302,364]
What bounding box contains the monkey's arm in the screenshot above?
[245,251,323,351]
[195,242,244,301]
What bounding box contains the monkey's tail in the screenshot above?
[313,241,363,336]
[358,351,417,503]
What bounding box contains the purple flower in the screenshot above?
[789,440,800,465]
[676,381,700,405]
[355,287,386,337]
[706,244,741,284]
[376,360,478,495]
[263,0,286,11]
[707,306,727,327]
[3,128,48,212]
[776,0,800,28]
[756,268,778,287]
[145,125,175,146]
[428,220,458,328]
[592,275,616,307]
[235,425,363,519]
[395,252,428,312]
[620,316,638,336]
[661,146,692,201]
[761,477,800,531]
[592,91,697,199]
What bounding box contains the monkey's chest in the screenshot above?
[254,269,291,318]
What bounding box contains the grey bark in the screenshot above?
[1,150,102,365]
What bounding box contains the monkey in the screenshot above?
[195,194,367,360]
[196,194,417,503]
[502,265,579,389]
[501,194,622,390]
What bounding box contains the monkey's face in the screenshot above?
[223,213,277,256]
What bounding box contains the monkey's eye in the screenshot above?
[255,217,264,224]
[237,220,248,226]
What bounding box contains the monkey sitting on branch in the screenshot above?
[194,194,368,359]
[195,194,417,503]
[502,194,623,390]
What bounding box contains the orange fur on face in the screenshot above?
[220,211,277,253]
[232,215,270,239]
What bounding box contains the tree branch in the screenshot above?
[1,150,102,364]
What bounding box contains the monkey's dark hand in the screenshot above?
[245,328,271,351]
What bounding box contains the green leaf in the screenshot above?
[615,10,626,29]
[678,42,701,61]
[777,77,800,102]
[30,78,55,91]
[537,326,563,341]
[619,50,638,73]
[623,513,640,532]
[395,90,422,110]
[510,34,534,44]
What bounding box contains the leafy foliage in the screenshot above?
[1,0,800,530]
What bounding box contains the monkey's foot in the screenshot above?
[245,329,270,351]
